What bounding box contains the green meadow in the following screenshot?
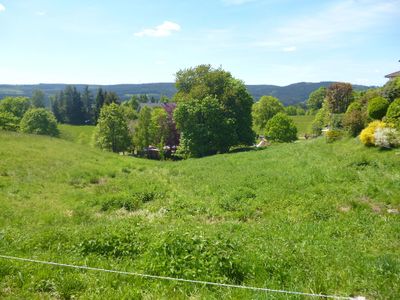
[59,124,95,146]
[0,128,399,299]
[290,115,315,137]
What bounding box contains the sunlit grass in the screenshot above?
[0,130,399,299]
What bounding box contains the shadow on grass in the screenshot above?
[229,146,267,154]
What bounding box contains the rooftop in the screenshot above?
[385,71,400,79]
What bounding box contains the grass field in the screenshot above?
[290,115,315,137]
[0,130,399,299]
[59,124,95,146]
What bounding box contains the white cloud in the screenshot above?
[0,4,5,12]
[134,21,181,38]
[282,46,296,52]
[257,0,400,49]
[35,11,47,16]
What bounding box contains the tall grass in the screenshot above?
[290,115,314,137]
[0,130,399,299]
[59,124,95,146]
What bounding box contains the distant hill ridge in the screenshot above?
[0,82,373,105]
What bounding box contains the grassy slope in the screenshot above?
[290,115,315,137]
[59,124,95,146]
[0,130,399,299]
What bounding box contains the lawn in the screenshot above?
[0,130,399,299]
[290,115,315,137]
[59,124,95,146]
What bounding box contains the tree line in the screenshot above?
[3,64,399,157]
[308,78,400,147]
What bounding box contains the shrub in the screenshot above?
[0,96,31,120]
[360,121,385,146]
[382,77,400,103]
[325,129,342,143]
[346,101,363,113]
[343,110,366,137]
[146,231,246,283]
[0,111,19,131]
[367,97,389,120]
[386,98,400,128]
[374,127,400,149]
[20,108,59,137]
[79,227,144,258]
[265,113,297,142]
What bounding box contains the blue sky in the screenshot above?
[0,0,399,86]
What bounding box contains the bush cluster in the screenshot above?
[359,121,400,149]
[20,108,59,137]
[146,231,247,283]
[0,97,59,136]
[374,127,400,149]
[367,97,389,120]
[360,121,385,146]
[325,129,342,143]
[386,98,400,128]
[79,228,144,258]
[265,112,297,142]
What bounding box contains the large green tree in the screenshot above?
[252,96,284,134]
[94,88,106,123]
[265,113,297,142]
[31,90,46,108]
[326,83,354,113]
[174,65,255,147]
[0,96,31,120]
[306,87,327,111]
[311,102,330,135]
[133,106,152,153]
[93,103,131,153]
[81,86,94,124]
[150,107,169,146]
[104,91,120,106]
[65,86,85,125]
[174,96,235,158]
[50,92,65,123]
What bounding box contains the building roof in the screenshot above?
[385,71,400,79]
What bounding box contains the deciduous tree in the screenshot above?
[31,90,46,108]
[265,112,297,142]
[326,83,354,113]
[175,64,255,146]
[93,103,131,153]
[133,106,152,153]
[252,96,284,134]
[306,87,326,111]
[0,96,31,120]
[20,108,59,137]
[174,97,235,157]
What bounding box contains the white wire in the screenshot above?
[0,254,362,299]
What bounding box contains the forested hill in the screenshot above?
[0,81,372,105]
